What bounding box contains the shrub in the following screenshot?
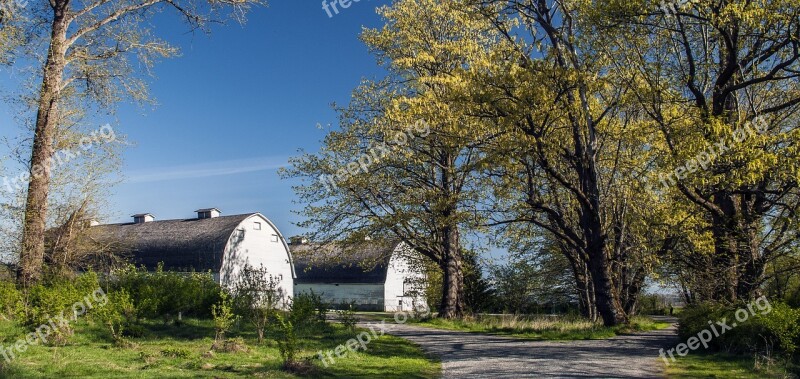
[0,281,23,321]
[113,264,222,321]
[23,271,104,345]
[290,290,328,333]
[275,313,298,369]
[757,303,800,355]
[231,264,283,343]
[211,292,237,344]
[92,289,136,344]
[679,299,800,357]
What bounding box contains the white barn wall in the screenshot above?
[294,283,384,309]
[220,214,295,306]
[293,243,428,312]
[384,243,427,312]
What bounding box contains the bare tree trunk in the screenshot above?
[581,162,627,326]
[574,263,596,321]
[438,224,465,319]
[566,249,596,321]
[709,194,765,302]
[736,225,764,300]
[19,3,69,287]
[586,241,627,326]
[622,268,646,316]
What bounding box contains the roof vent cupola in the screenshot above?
[133,213,155,224]
[196,208,221,219]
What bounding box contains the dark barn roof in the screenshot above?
[290,241,399,284]
[87,214,255,272]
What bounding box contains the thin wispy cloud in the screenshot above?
[124,156,288,184]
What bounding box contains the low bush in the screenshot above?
[92,289,136,344]
[231,264,283,343]
[23,272,104,345]
[0,281,23,321]
[679,299,800,358]
[274,312,298,369]
[112,264,222,321]
[290,290,328,333]
[211,292,237,344]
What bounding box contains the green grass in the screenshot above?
[0,318,440,378]
[666,352,798,379]
[402,314,671,340]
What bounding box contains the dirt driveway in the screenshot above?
[361,316,678,378]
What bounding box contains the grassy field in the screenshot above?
[0,318,440,378]
[666,352,798,379]
[393,314,671,340]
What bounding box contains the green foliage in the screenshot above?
[23,272,103,345]
[211,292,237,343]
[160,347,191,359]
[231,264,283,343]
[679,301,800,357]
[290,290,329,333]
[637,293,675,316]
[0,281,23,321]
[274,312,298,368]
[491,254,576,315]
[758,303,800,355]
[92,289,135,343]
[112,264,222,320]
[462,251,496,314]
[423,251,497,315]
[666,351,798,379]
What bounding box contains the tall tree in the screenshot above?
[284,0,501,319]
[601,0,800,302]
[461,0,650,325]
[8,0,263,286]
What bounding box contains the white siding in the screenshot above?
[290,242,428,312]
[383,243,427,312]
[295,283,384,310]
[220,214,294,306]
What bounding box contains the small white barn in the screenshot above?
[291,240,427,312]
[88,209,295,304]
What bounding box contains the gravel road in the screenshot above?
[361,316,678,379]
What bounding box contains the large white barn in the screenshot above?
[290,240,427,312]
[88,208,295,304]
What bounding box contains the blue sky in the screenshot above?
[2,0,390,238]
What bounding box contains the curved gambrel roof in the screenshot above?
[88,213,293,274]
[290,240,402,284]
